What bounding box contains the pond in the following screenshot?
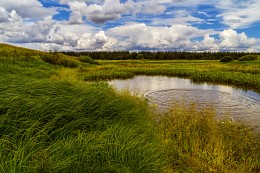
[108,75,260,132]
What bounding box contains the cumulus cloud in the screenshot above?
[77,31,117,50]
[108,23,217,50]
[107,23,258,52]
[66,0,128,24]
[68,1,88,24]
[219,29,256,50]
[1,0,259,52]
[44,23,116,50]
[196,29,257,52]
[0,17,55,44]
[85,0,127,24]
[65,0,167,24]
[197,35,218,51]
[0,0,57,19]
[0,7,21,24]
[0,7,10,23]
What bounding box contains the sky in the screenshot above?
[0,0,260,52]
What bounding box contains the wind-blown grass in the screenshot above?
[159,104,260,172]
[0,45,260,172]
[0,79,164,172]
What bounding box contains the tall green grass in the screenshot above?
[0,79,164,172]
[1,45,260,172]
[159,104,260,172]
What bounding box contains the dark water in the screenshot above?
[109,76,260,131]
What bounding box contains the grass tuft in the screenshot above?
[159,103,260,172]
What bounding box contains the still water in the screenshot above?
[109,76,260,131]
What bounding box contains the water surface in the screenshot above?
[109,76,260,131]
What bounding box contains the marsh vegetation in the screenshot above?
[0,44,260,172]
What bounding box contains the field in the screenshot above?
[0,44,260,172]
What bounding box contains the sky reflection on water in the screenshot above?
[109,75,260,132]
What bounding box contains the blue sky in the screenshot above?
[0,0,259,51]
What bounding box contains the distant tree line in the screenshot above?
[62,51,260,60]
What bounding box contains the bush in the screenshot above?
[78,56,99,64]
[220,56,234,62]
[41,52,79,68]
[136,54,144,60]
[41,52,62,65]
[60,57,78,68]
[239,55,258,61]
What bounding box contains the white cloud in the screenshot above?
[219,29,256,50]
[77,31,116,50]
[0,7,21,24]
[151,16,204,26]
[216,0,260,29]
[65,0,167,24]
[161,0,212,7]
[1,0,259,52]
[197,35,218,51]
[85,0,127,24]
[0,11,114,51]
[107,23,258,52]
[0,17,55,44]
[66,0,129,24]
[108,23,217,50]
[135,1,166,15]
[198,11,210,17]
[45,23,115,50]
[0,7,10,23]
[0,0,57,19]
[59,0,105,5]
[68,1,88,24]
[196,29,257,52]
[146,0,260,29]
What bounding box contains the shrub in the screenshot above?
[41,52,62,65]
[60,57,78,68]
[78,56,99,64]
[220,56,234,62]
[239,55,258,61]
[41,52,79,68]
[136,54,144,60]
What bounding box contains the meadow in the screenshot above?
[0,44,260,172]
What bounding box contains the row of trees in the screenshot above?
[62,51,259,60]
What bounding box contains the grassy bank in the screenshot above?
[0,44,260,172]
[83,59,260,92]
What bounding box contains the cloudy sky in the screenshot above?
[0,0,260,52]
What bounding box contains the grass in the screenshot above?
[0,44,260,172]
[159,104,260,172]
[0,78,164,172]
[82,59,260,91]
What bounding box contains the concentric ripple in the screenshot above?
[146,89,260,126]
[109,75,260,132]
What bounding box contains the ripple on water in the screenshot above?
[109,76,260,132]
[146,89,260,126]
